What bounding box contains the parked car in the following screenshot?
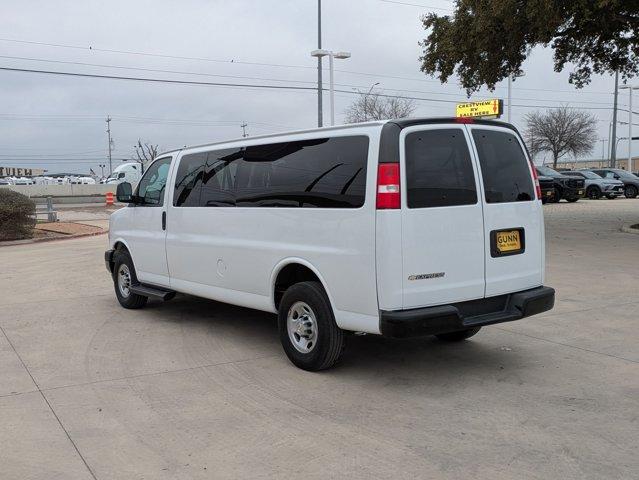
[0,177,12,186]
[105,118,555,371]
[535,166,584,202]
[538,175,556,203]
[562,170,625,199]
[587,168,639,198]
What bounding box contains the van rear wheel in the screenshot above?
[435,327,481,342]
[278,281,345,371]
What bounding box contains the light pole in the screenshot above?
[311,49,351,126]
[620,84,639,172]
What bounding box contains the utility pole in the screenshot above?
[610,71,619,167]
[241,122,248,138]
[106,116,113,175]
[317,0,323,127]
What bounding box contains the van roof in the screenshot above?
[158,117,516,157]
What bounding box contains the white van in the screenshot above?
[105,162,142,186]
[106,118,554,370]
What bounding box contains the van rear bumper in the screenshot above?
[379,286,555,338]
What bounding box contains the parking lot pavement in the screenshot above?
[1,199,637,479]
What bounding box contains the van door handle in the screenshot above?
[162,211,166,230]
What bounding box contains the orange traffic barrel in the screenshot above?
[106,191,114,206]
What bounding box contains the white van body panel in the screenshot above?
[466,124,544,296]
[110,204,170,287]
[163,126,382,333]
[375,210,403,311]
[398,125,486,309]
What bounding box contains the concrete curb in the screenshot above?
[0,228,107,247]
[621,224,639,235]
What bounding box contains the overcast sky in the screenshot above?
[0,0,630,174]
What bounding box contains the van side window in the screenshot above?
[137,157,172,206]
[174,153,206,207]
[472,130,534,203]
[405,129,477,208]
[199,136,369,208]
[200,148,242,206]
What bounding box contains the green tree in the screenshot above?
[420,1,639,93]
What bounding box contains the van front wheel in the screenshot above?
[435,327,481,342]
[112,249,147,309]
[278,281,345,371]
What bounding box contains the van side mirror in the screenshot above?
[116,182,135,203]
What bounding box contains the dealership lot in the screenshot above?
[1,200,637,479]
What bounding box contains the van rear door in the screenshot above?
[399,125,485,309]
[467,125,543,296]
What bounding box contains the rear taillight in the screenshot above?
[529,161,541,200]
[377,163,400,209]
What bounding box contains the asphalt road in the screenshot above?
[1,199,638,479]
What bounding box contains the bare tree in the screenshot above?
[345,91,416,123]
[524,107,597,168]
[132,139,159,173]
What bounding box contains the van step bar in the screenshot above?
[130,284,176,301]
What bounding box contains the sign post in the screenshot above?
[456,99,503,119]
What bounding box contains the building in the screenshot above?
[0,166,46,177]
[552,157,639,171]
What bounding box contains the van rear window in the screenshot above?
[405,129,477,208]
[471,129,534,204]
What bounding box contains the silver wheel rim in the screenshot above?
[286,301,318,354]
[117,264,132,298]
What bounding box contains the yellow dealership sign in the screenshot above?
[456,99,503,118]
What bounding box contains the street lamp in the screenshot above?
[311,49,351,126]
[352,82,380,121]
[619,84,639,172]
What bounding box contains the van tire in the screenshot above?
[278,281,345,371]
[435,327,481,342]
[112,249,147,309]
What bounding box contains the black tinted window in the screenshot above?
[199,137,368,208]
[472,129,535,203]
[405,129,477,208]
[173,153,206,206]
[199,148,242,207]
[137,157,172,206]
